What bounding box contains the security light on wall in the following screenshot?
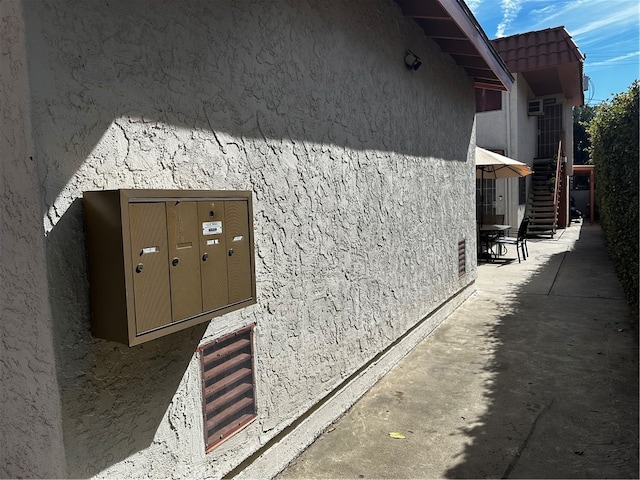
[404,50,422,71]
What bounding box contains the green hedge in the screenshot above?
[588,81,639,318]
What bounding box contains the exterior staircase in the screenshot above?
[526,157,560,237]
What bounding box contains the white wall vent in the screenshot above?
[527,99,544,116]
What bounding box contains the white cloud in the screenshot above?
[569,4,639,37]
[586,51,640,68]
[496,0,523,37]
[527,0,638,35]
[465,0,483,12]
[530,5,555,17]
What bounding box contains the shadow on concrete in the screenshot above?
[445,224,639,479]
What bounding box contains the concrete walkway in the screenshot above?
[277,222,639,479]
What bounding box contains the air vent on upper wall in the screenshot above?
[527,99,544,116]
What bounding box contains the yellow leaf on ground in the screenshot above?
[388,432,405,439]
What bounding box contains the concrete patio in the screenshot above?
[276,221,639,479]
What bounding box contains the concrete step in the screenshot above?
[532,191,553,197]
[533,157,554,164]
[530,218,556,224]
[529,193,553,198]
[531,203,556,208]
[531,188,554,193]
[528,204,555,210]
[527,164,559,238]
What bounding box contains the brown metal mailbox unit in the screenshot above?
[83,189,256,346]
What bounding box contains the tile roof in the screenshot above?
[492,26,584,73]
[491,26,585,105]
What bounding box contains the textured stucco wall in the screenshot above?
[511,74,538,225]
[475,93,508,220]
[8,0,477,477]
[562,101,575,167]
[0,0,66,477]
[560,100,575,225]
[476,73,540,227]
[476,98,508,152]
[512,73,538,166]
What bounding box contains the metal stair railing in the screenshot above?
[551,140,563,234]
[525,140,563,237]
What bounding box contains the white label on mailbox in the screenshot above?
[232,235,244,242]
[202,221,222,236]
[141,246,158,255]
[206,239,219,246]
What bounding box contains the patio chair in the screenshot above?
[495,217,529,263]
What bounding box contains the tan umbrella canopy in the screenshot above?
[476,147,533,226]
[475,147,533,179]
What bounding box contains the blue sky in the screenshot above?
[466,0,640,105]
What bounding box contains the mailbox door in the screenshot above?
[198,201,229,312]
[225,200,253,304]
[167,201,203,322]
[129,202,172,334]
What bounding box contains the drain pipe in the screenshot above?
[505,87,513,226]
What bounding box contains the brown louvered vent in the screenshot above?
[199,325,256,452]
[458,240,466,277]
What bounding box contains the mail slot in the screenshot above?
[84,190,256,346]
[167,201,202,322]
[198,201,229,312]
[224,200,252,304]
[129,202,172,334]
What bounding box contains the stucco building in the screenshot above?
[475,26,585,235]
[1,0,511,477]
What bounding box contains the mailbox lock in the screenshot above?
[202,253,209,262]
[172,257,180,267]
[136,263,144,273]
[228,249,234,257]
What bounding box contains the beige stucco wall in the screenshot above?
[476,71,577,230]
[3,0,479,477]
[508,74,538,228]
[476,97,508,152]
[511,73,538,166]
[0,1,66,477]
[476,73,538,227]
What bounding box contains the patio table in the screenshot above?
[478,224,510,261]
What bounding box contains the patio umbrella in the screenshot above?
[475,147,533,225]
[475,147,533,179]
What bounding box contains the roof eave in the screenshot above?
[437,0,514,91]
[394,0,514,92]
[492,26,584,102]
